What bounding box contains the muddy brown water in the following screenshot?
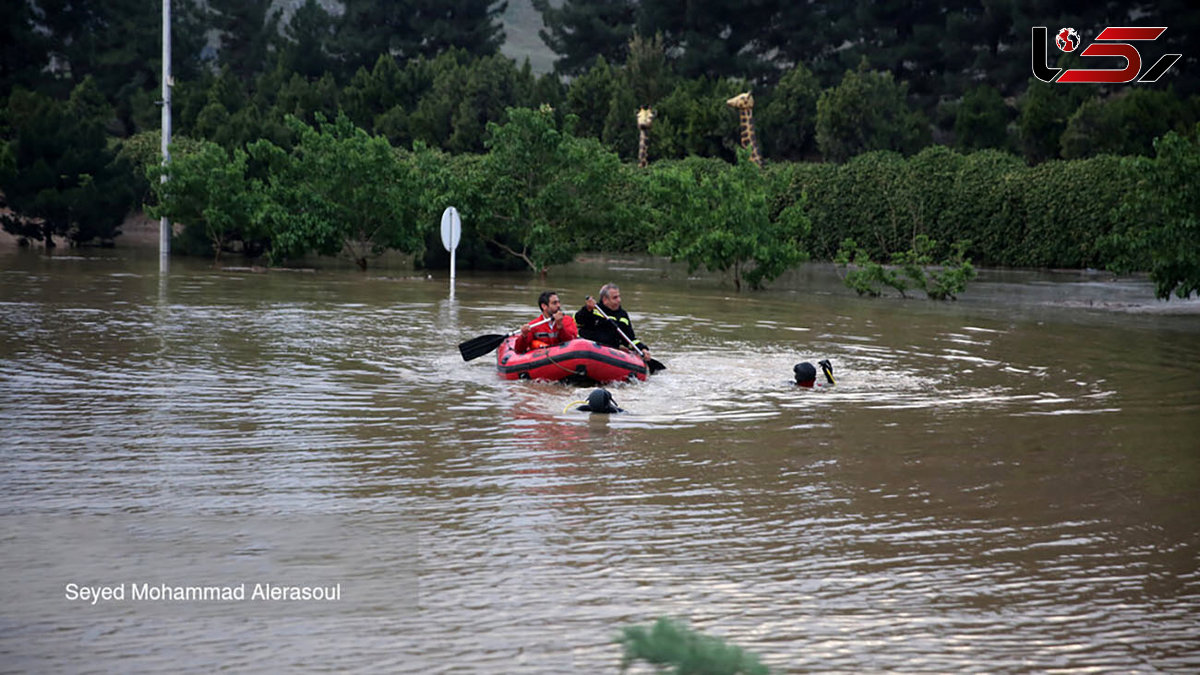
[2,248,1198,672]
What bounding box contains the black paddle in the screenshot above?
[458,316,551,362]
[591,303,666,374]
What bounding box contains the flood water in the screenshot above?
[2,247,1199,672]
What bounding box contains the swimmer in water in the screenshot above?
[570,388,624,414]
[795,359,835,388]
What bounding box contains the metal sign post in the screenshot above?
[440,206,462,293]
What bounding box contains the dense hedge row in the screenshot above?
[767,146,1153,271]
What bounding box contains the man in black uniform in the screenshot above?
[575,283,651,362]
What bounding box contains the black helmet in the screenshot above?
[793,362,817,386]
[578,388,622,413]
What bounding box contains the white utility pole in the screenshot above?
[160,0,172,273]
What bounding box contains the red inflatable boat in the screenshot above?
[496,337,649,383]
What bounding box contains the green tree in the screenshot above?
[30,0,208,133]
[448,55,529,153]
[274,72,341,127]
[407,50,489,150]
[416,0,507,59]
[147,140,264,261]
[565,57,620,141]
[757,2,852,87]
[835,235,976,300]
[601,83,639,160]
[625,32,674,107]
[277,0,337,80]
[646,152,807,290]
[331,0,396,79]
[1,0,52,95]
[759,63,820,160]
[1060,90,1198,160]
[253,114,425,270]
[342,54,406,133]
[1,79,132,247]
[471,106,630,273]
[533,0,637,76]
[334,0,504,81]
[412,146,528,271]
[652,78,743,161]
[210,0,282,83]
[1104,128,1200,299]
[954,85,1011,152]
[117,131,206,212]
[815,63,930,163]
[637,0,775,81]
[1017,80,1087,164]
[846,1,947,106]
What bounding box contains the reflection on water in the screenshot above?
[1,248,1199,672]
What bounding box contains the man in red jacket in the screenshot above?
[514,291,578,353]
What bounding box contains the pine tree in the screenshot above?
[533,0,636,76]
[277,0,337,80]
[209,0,282,83]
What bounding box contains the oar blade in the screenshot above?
[458,334,507,361]
[647,358,667,374]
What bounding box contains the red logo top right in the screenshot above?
[1032,26,1182,84]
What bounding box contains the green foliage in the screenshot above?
[653,78,743,161]
[210,0,282,83]
[534,0,636,76]
[835,235,976,300]
[625,32,674,107]
[940,149,1024,264]
[785,145,1153,274]
[276,0,337,80]
[759,63,820,160]
[333,0,504,81]
[565,57,619,141]
[117,131,206,207]
[1002,155,1143,269]
[147,140,266,261]
[954,85,1011,152]
[1060,90,1200,160]
[617,617,770,675]
[1103,128,1200,299]
[253,113,425,269]
[834,238,909,297]
[29,0,208,133]
[646,152,807,290]
[924,241,977,301]
[816,64,930,163]
[448,55,531,153]
[276,72,342,127]
[638,0,776,81]
[466,106,631,273]
[1,0,52,95]
[1017,81,1088,164]
[1,79,132,247]
[412,147,528,271]
[342,55,409,136]
[602,83,639,159]
[405,50,541,154]
[10,0,1198,299]
[892,236,977,301]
